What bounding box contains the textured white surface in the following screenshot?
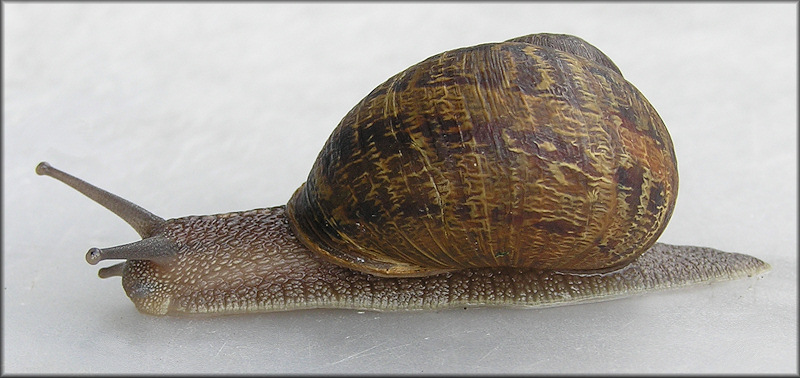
[4,3,796,374]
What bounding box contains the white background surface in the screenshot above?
[3,3,796,374]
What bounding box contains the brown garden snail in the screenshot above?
[37,33,770,316]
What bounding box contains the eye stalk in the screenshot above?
[36,162,177,278]
[36,162,165,237]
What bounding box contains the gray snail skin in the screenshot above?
[37,33,770,316]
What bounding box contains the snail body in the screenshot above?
[37,33,769,316]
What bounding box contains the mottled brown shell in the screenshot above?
[287,33,678,277]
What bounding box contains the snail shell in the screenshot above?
[288,33,677,277]
[36,33,768,316]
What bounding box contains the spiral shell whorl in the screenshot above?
[287,33,678,277]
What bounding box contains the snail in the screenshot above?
[37,33,770,316]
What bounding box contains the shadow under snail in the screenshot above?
[37,33,770,316]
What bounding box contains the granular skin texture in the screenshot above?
[121,207,768,316]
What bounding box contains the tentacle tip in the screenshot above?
[35,162,52,176]
[86,247,103,265]
[98,263,125,279]
[756,260,772,275]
